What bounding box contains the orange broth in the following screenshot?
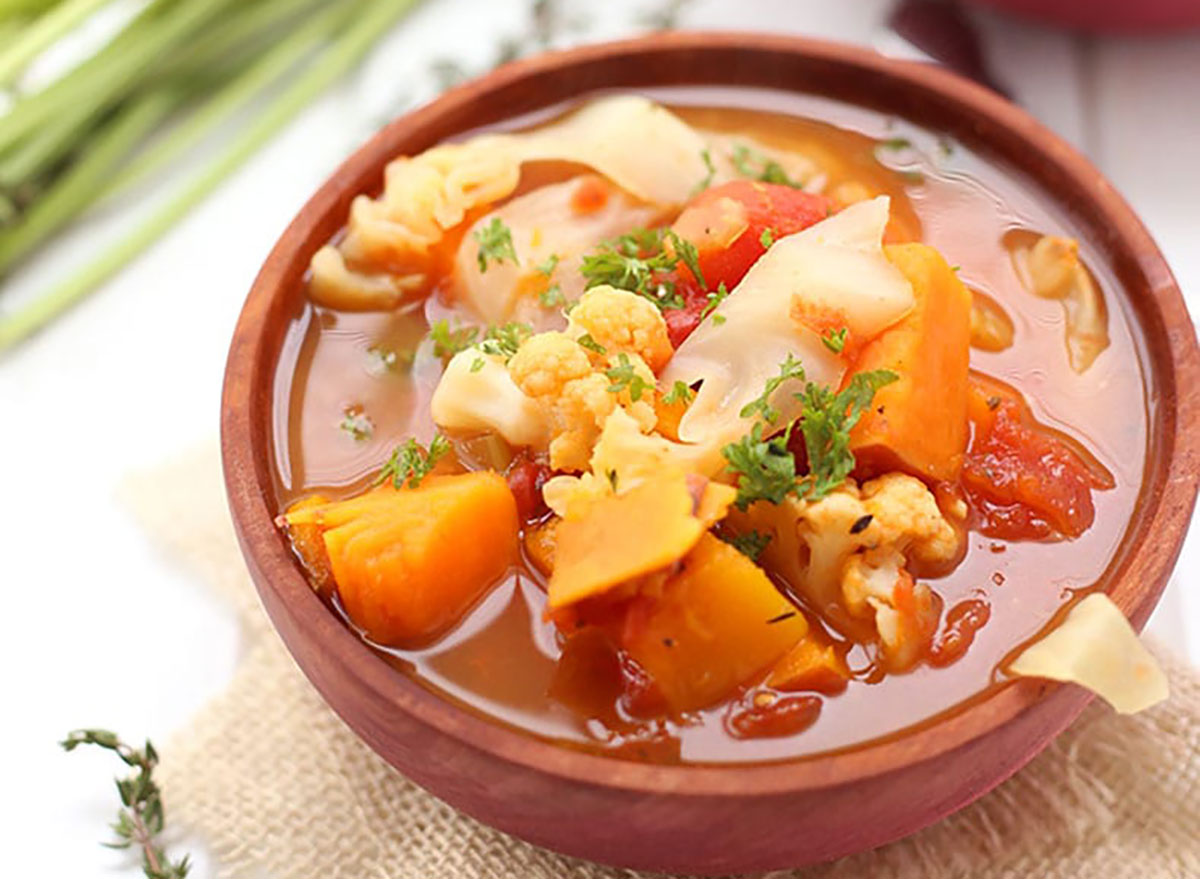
[269,89,1147,763]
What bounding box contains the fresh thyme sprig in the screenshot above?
[61,729,191,879]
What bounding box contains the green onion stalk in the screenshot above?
[0,0,424,351]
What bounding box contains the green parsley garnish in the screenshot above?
[877,136,912,152]
[730,143,805,188]
[701,282,729,322]
[339,408,373,441]
[662,380,695,406]
[722,358,897,508]
[691,147,717,196]
[722,422,801,510]
[477,321,532,360]
[428,319,478,359]
[794,369,898,499]
[579,227,705,311]
[366,345,412,374]
[821,327,848,354]
[738,353,807,423]
[537,284,566,308]
[473,218,517,272]
[604,353,653,402]
[724,529,772,562]
[470,357,485,372]
[376,435,452,490]
[759,227,776,249]
[576,333,606,354]
[534,253,560,276]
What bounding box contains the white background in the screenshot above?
[1,1,1197,875]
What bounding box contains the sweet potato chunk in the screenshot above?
[548,475,707,612]
[284,473,519,646]
[620,534,808,712]
[767,640,850,694]
[849,242,971,482]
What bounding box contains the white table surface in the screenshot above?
[2,1,1197,876]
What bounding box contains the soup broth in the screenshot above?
[270,88,1147,763]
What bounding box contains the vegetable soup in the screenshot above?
[269,89,1163,764]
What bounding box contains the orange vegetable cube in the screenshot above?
[621,534,809,712]
[767,640,850,694]
[849,242,971,483]
[285,473,519,646]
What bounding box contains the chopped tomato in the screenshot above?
[726,693,822,740]
[929,598,990,667]
[963,374,1113,540]
[662,181,834,346]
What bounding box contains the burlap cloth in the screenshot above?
[127,447,1200,879]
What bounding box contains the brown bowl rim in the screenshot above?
[221,31,1200,798]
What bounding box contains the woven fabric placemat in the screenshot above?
[126,447,1200,879]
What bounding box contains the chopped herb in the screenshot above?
[579,226,703,311]
[473,217,518,272]
[477,321,532,360]
[739,353,807,423]
[576,333,607,354]
[428,319,479,359]
[604,353,653,402]
[766,610,796,624]
[877,136,912,151]
[849,514,873,535]
[534,253,560,276]
[986,395,1002,411]
[725,529,772,562]
[470,356,485,373]
[900,170,925,184]
[795,369,897,499]
[759,227,775,249]
[951,265,962,273]
[662,380,695,406]
[366,345,412,374]
[339,408,373,441]
[721,422,800,511]
[376,435,452,490]
[691,147,716,196]
[662,637,675,647]
[701,282,729,321]
[538,284,566,308]
[937,137,955,158]
[821,327,848,354]
[606,468,619,491]
[730,143,805,188]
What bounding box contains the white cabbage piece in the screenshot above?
[661,196,913,449]
[1008,593,1167,714]
[429,351,548,447]
[454,176,662,326]
[311,96,715,310]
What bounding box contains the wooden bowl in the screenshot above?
[221,33,1199,874]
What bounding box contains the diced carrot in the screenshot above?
[284,473,519,646]
[848,242,972,483]
[619,534,809,712]
[767,640,850,694]
[962,373,1113,540]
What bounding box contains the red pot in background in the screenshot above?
[971,0,1200,31]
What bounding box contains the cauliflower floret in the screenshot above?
[542,407,722,518]
[733,472,960,669]
[430,350,548,446]
[508,331,656,471]
[565,285,674,371]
